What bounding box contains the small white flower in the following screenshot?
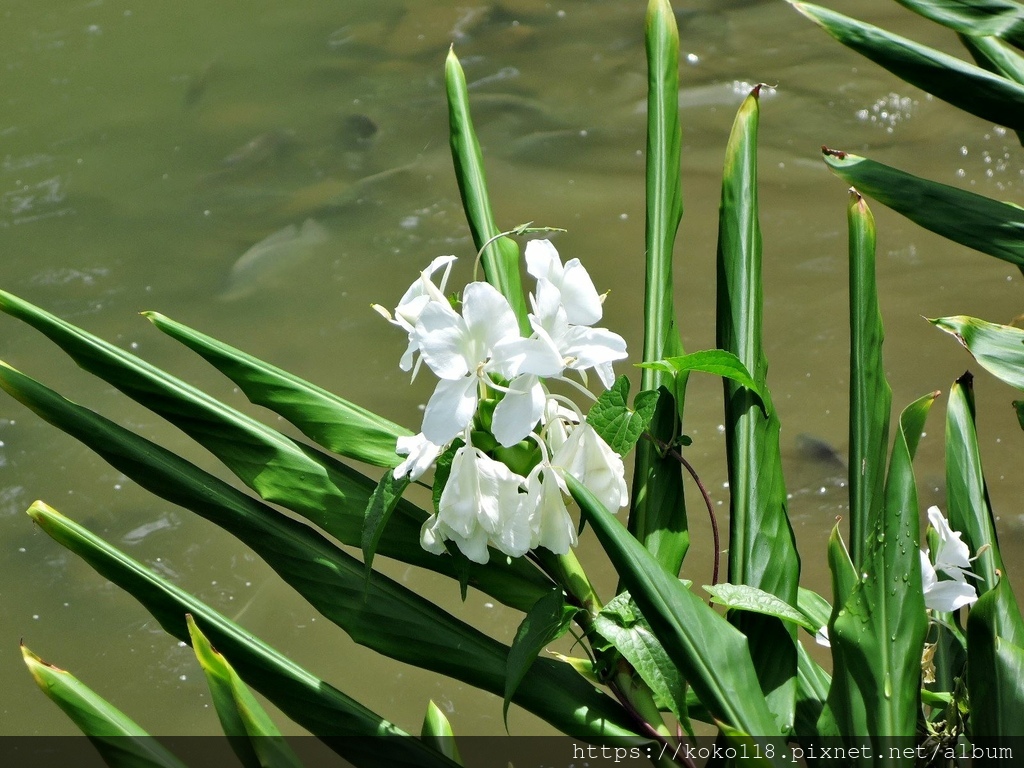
[529,278,627,388]
[415,282,523,445]
[427,444,531,563]
[550,421,628,514]
[373,255,457,376]
[920,506,979,612]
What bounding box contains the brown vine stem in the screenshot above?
[644,434,721,587]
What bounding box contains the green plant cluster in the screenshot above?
[4,1,1024,766]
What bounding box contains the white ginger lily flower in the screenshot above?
[524,239,603,326]
[373,255,457,376]
[920,505,979,613]
[529,278,627,388]
[421,444,531,563]
[550,421,628,514]
[416,281,561,447]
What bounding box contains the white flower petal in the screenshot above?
[526,467,577,555]
[551,422,628,513]
[492,333,563,379]
[461,282,521,356]
[558,258,603,326]
[924,579,979,612]
[927,505,973,575]
[921,546,978,612]
[415,301,471,380]
[492,375,545,447]
[421,376,478,445]
[560,325,628,370]
[420,515,448,555]
[394,433,443,481]
[525,239,562,282]
[814,625,831,648]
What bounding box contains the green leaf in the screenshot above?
[567,474,786,744]
[186,616,304,768]
[893,0,1024,49]
[790,2,1024,128]
[362,470,411,578]
[503,589,577,726]
[25,503,454,768]
[819,524,861,738]
[21,645,188,768]
[0,292,551,612]
[960,32,1024,83]
[593,592,690,730]
[822,152,1024,269]
[959,32,1024,145]
[703,583,817,632]
[829,393,935,744]
[967,578,1024,737]
[630,0,688,577]
[5,377,638,743]
[847,190,891,571]
[932,315,1024,390]
[640,349,767,414]
[946,374,1023,632]
[420,701,462,765]
[445,48,529,334]
[587,376,654,455]
[796,588,833,632]
[144,311,411,467]
[715,84,799,733]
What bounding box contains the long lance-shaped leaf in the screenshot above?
[715,85,799,733]
[819,524,862,739]
[25,503,458,768]
[186,615,305,768]
[894,0,1024,50]
[789,2,1024,129]
[21,644,188,768]
[144,311,410,469]
[966,578,1024,737]
[960,32,1024,83]
[932,315,1024,390]
[567,475,785,745]
[959,32,1024,146]
[946,373,1024,645]
[445,48,529,334]
[847,191,891,571]
[830,393,935,748]
[630,0,688,576]
[0,368,641,743]
[822,151,1024,269]
[0,291,550,612]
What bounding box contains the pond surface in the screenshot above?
[2,0,1023,738]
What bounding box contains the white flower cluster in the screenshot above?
[374,240,629,564]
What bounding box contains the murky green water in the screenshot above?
[2,0,1023,738]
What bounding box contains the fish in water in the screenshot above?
[220,218,329,300]
[794,433,847,474]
